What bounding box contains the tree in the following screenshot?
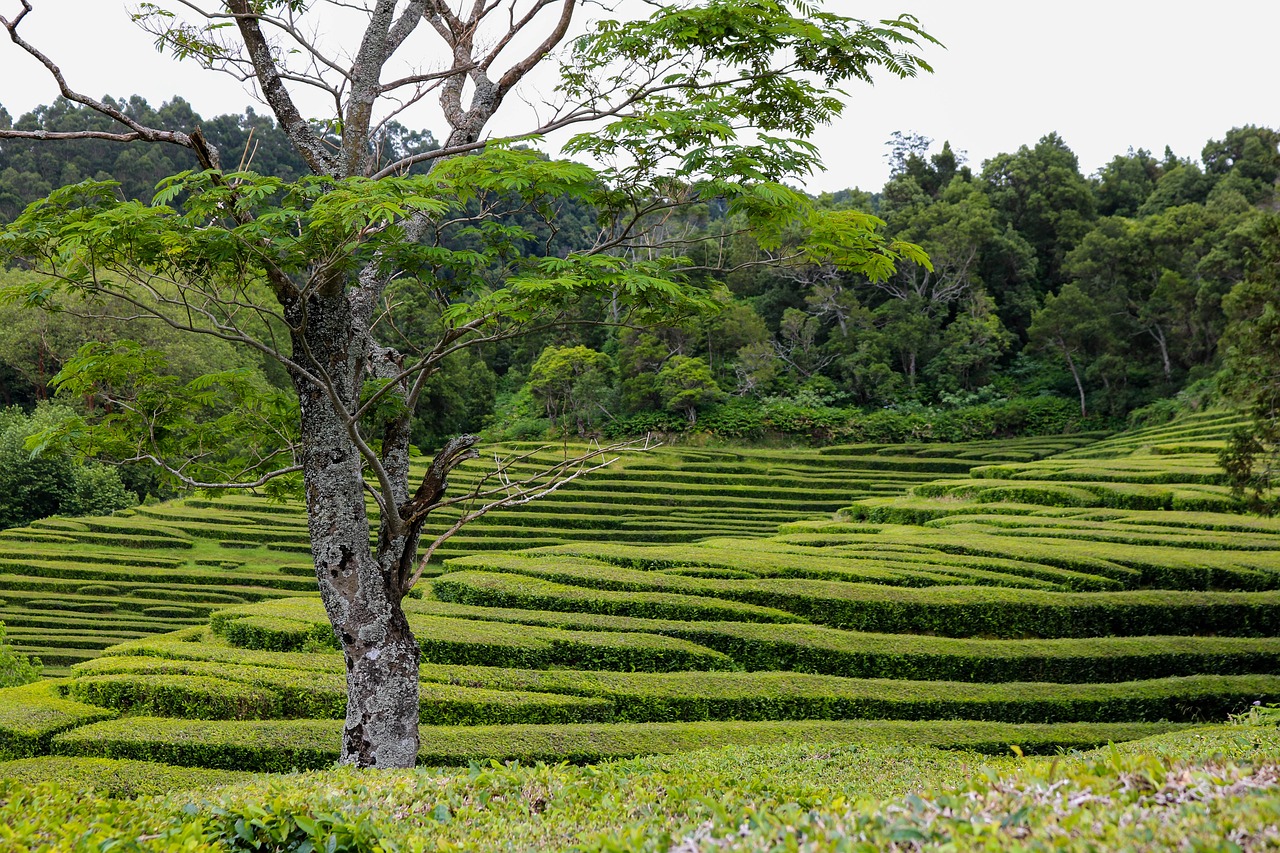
[1027,283,1114,416]
[1218,213,1280,514]
[526,344,615,435]
[0,0,933,767]
[658,355,724,425]
[981,132,1096,290]
[0,405,136,529]
[1092,147,1163,218]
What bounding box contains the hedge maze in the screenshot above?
[2,411,1278,777]
[0,438,1091,673]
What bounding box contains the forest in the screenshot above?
[0,97,1277,525]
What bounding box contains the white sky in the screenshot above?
[0,1,1275,192]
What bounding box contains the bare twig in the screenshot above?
[405,434,658,589]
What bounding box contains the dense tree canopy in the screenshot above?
[1,102,1276,437]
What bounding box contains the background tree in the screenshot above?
[0,0,934,768]
[0,405,136,529]
[1218,212,1280,513]
[0,619,40,688]
[981,133,1096,298]
[1027,283,1114,416]
[658,355,724,425]
[526,345,615,436]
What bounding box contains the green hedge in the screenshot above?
[411,669,1280,725]
[212,600,736,672]
[0,755,253,798]
[70,655,615,726]
[68,673,287,720]
[432,571,807,624]
[52,717,341,773]
[109,604,1280,686]
[215,614,336,652]
[664,624,1280,684]
[431,569,1280,638]
[0,681,117,760]
[441,552,1063,602]
[535,539,1123,593]
[0,557,317,592]
[51,716,1186,771]
[776,520,1280,592]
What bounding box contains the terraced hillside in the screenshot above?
[2,411,1276,775]
[0,435,1094,674]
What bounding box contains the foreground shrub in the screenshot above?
[0,621,40,688]
[4,726,1278,851]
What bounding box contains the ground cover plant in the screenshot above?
[0,722,1277,850]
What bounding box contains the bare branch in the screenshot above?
[225,0,339,176]
[0,1,208,161]
[406,434,659,589]
[116,454,301,491]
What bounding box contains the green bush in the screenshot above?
[50,716,1185,771]
[432,571,807,624]
[0,620,40,687]
[0,755,253,797]
[0,681,116,760]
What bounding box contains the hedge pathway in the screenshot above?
[1,412,1276,778]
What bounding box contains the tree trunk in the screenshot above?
[1149,324,1172,380]
[289,291,420,768]
[1062,344,1087,417]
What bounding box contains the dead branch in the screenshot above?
[405,433,658,589]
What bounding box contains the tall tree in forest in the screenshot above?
[1027,283,1114,416]
[1219,212,1280,513]
[0,0,934,767]
[982,132,1095,294]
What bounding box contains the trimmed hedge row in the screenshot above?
[441,553,970,593]
[0,682,117,760]
[409,600,1280,682]
[0,557,318,592]
[443,552,1086,604]
[432,571,808,624]
[106,608,1280,685]
[431,570,1280,637]
[50,717,1188,771]
[0,549,185,569]
[528,539,1134,591]
[69,674,286,721]
[212,600,736,672]
[67,658,616,725]
[777,521,1280,592]
[412,668,1280,725]
[0,755,253,797]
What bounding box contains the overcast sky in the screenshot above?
[0,2,1274,192]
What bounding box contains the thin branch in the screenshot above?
[406,434,658,589]
[0,1,206,159]
[116,455,301,491]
